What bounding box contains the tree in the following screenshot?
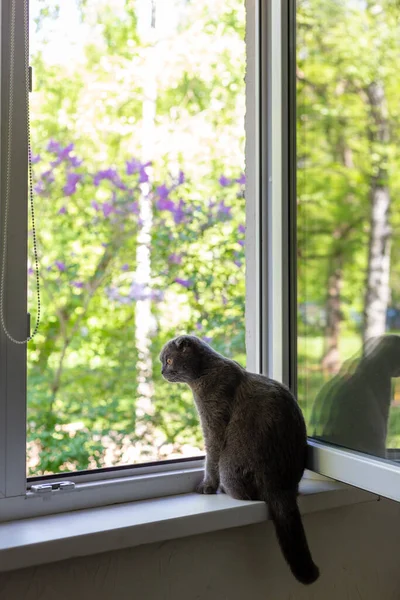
[296,0,400,440]
[27,0,246,473]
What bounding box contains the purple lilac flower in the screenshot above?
[219,175,231,187]
[91,200,100,211]
[173,199,186,224]
[55,261,66,272]
[126,159,151,183]
[121,264,130,271]
[102,202,114,218]
[41,169,55,183]
[106,286,121,302]
[217,201,232,216]
[58,206,67,215]
[202,336,212,344]
[234,258,242,268]
[196,322,203,331]
[34,181,45,195]
[129,202,139,214]
[139,166,150,184]
[238,240,245,247]
[174,278,192,289]
[63,172,82,196]
[157,197,175,212]
[115,180,127,191]
[236,173,246,185]
[157,184,170,199]
[47,140,61,153]
[30,153,41,164]
[107,281,162,304]
[128,282,148,301]
[150,289,164,302]
[70,156,83,168]
[177,170,185,185]
[49,143,75,167]
[155,184,172,210]
[140,163,151,184]
[168,253,182,265]
[94,168,119,187]
[72,281,84,289]
[58,143,74,161]
[238,224,245,234]
[28,267,34,276]
[126,158,141,175]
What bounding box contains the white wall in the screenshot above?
[1,498,400,600]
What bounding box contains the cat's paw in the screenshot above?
[196,479,219,494]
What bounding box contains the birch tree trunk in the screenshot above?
[322,254,343,376]
[322,138,352,376]
[363,81,391,344]
[134,0,157,444]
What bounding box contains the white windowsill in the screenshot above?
[0,478,377,573]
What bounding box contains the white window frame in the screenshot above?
[281,0,400,501]
[0,0,399,525]
[0,0,28,505]
[250,0,400,503]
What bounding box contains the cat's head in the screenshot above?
[363,334,400,377]
[159,335,211,383]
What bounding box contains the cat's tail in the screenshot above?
[266,488,320,585]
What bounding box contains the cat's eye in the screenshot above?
[166,358,172,365]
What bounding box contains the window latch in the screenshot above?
[30,481,76,495]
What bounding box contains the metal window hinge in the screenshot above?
[30,481,76,495]
[29,66,32,92]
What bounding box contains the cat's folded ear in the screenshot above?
[174,335,192,352]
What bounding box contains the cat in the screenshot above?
[310,334,400,458]
[160,334,319,585]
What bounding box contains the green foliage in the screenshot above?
[27,0,246,474]
[28,0,400,474]
[297,0,400,448]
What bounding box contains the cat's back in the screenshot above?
[226,371,307,456]
[235,371,305,424]
[222,370,307,488]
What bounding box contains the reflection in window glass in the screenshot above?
[297,0,400,460]
[28,0,245,475]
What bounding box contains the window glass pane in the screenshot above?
[297,0,400,461]
[28,0,245,475]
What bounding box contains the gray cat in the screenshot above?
[160,334,319,585]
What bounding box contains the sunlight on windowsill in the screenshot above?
[0,477,376,573]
